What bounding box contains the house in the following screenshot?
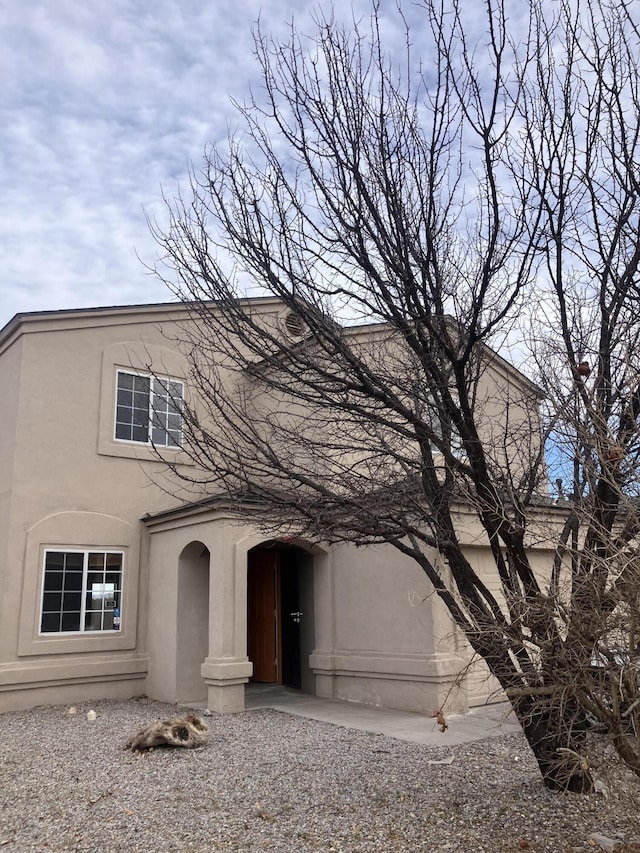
[0,299,546,715]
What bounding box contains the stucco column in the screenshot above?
[200,521,252,713]
[307,549,336,699]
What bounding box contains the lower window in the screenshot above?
[40,550,123,634]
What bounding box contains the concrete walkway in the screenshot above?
[243,684,522,746]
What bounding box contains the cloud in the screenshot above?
[0,0,307,326]
[0,0,498,329]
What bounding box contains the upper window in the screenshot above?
[115,370,183,447]
[40,549,123,634]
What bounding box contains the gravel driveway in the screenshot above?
[0,697,638,852]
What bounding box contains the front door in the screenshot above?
[247,547,303,687]
[247,550,280,682]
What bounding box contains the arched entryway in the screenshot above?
[247,543,316,693]
[176,540,210,702]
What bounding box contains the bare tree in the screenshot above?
[150,0,640,791]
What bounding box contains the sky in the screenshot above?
[1,0,407,330]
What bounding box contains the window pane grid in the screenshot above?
[115,371,182,447]
[40,550,123,634]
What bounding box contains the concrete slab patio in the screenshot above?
[241,684,522,746]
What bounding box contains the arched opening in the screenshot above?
[247,543,316,693]
[176,540,210,702]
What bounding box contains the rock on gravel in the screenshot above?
[0,697,639,852]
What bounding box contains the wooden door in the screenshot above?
[247,550,281,682]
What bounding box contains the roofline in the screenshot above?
[142,494,263,526]
[346,319,544,399]
[0,296,285,350]
[1,297,543,398]
[260,315,545,399]
[143,489,571,529]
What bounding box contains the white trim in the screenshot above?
[38,548,125,636]
[113,368,184,448]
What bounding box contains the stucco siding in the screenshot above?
[0,309,199,711]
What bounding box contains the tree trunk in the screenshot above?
[514,698,593,793]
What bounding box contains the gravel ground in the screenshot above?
[0,698,639,853]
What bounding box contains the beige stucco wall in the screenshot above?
[242,323,545,522]
[0,302,301,713]
[0,302,545,716]
[144,507,486,717]
[310,541,470,714]
[0,307,210,711]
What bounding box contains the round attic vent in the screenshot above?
[284,311,305,338]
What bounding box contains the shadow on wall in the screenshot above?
[176,541,210,702]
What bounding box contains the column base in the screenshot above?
[201,658,253,714]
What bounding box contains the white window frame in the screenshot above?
[39,549,124,635]
[114,369,183,448]
[426,392,464,459]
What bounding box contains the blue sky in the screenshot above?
[1,0,402,329]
